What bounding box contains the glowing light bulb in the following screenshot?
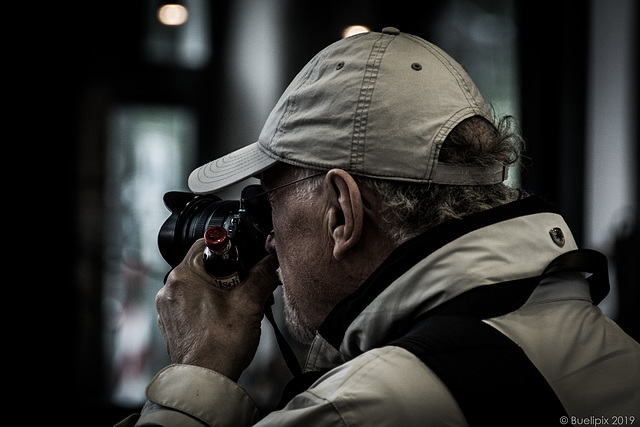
[158,4,189,26]
[342,25,370,38]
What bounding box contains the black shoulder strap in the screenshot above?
[388,249,609,426]
[391,314,569,426]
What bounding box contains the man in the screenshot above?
[120,28,640,426]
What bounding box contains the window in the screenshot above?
[103,105,196,406]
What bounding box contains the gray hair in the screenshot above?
[291,115,524,246]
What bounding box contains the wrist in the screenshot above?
[179,354,244,382]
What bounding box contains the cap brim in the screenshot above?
[188,142,278,194]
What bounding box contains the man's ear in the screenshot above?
[325,169,364,261]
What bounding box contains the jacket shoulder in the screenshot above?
[282,346,469,427]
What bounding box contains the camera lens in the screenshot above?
[158,192,238,268]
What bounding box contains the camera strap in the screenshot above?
[264,295,302,378]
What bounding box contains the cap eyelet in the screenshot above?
[336,61,345,70]
[411,63,422,71]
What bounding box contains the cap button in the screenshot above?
[381,27,400,35]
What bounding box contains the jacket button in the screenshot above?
[549,228,565,247]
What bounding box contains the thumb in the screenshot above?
[238,254,280,305]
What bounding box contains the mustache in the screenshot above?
[275,266,284,285]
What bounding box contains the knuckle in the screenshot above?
[155,288,166,309]
[156,279,179,309]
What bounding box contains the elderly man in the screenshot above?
[120,28,640,426]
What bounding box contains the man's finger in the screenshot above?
[235,254,281,306]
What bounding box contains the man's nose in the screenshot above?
[265,232,277,256]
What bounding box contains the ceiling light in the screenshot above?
[342,25,370,38]
[158,4,189,26]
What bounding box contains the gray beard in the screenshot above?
[277,267,316,345]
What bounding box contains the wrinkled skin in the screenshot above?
[156,239,279,381]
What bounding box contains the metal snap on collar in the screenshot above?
[549,227,565,247]
[381,27,400,35]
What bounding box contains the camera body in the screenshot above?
[158,191,268,280]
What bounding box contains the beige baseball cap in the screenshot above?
[189,27,507,195]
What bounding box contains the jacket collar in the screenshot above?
[305,196,579,372]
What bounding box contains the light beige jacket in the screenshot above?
[119,198,640,426]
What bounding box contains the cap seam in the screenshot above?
[249,143,505,185]
[350,32,395,174]
[257,145,334,172]
[404,34,482,111]
[194,147,272,184]
[270,50,330,150]
[424,107,485,181]
[398,34,489,182]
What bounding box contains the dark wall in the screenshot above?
[517,2,590,244]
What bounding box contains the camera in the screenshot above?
[158,188,303,377]
[157,189,269,279]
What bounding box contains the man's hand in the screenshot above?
[156,239,280,381]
